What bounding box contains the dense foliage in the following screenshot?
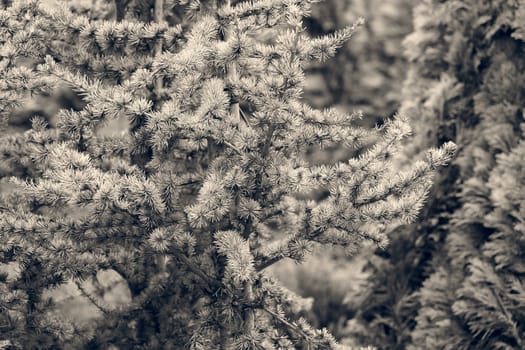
[0,0,455,348]
[345,1,525,349]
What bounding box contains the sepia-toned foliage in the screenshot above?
[0,0,454,348]
[344,1,525,349]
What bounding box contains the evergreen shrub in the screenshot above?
[0,0,455,348]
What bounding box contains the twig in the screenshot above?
[242,125,275,240]
[243,281,255,335]
[172,247,220,292]
[75,280,110,314]
[255,254,284,271]
[223,140,243,155]
[153,0,166,272]
[207,136,216,164]
[263,307,310,341]
[255,229,322,271]
[261,125,275,158]
[153,0,164,103]
[239,107,251,126]
[175,179,202,187]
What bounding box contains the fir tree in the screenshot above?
[0,0,455,348]
[344,1,525,349]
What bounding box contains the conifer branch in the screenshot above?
[171,247,219,292]
[261,124,275,158]
[242,124,275,240]
[33,5,178,56]
[263,307,310,341]
[75,280,110,314]
[153,0,164,103]
[255,228,322,271]
[229,64,240,124]
[255,223,388,272]
[223,140,243,155]
[222,3,257,334]
[488,285,523,348]
[153,0,166,273]
[243,280,256,334]
[217,0,313,26]
[219,327,229,350]
[255,254,282,271]
[239,107,251,126]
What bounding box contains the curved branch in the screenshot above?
[75,280,110,314]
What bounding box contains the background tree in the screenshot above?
[343,1,525,349]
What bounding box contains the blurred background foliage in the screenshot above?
[3,0,524,349]
[303,0,414,121]
[340,1,525,349]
